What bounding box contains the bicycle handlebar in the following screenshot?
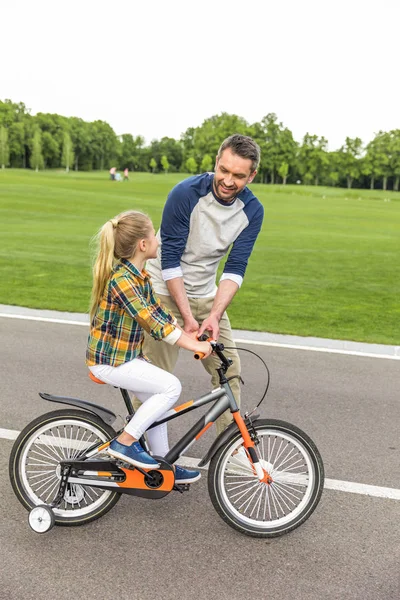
[194,336,232,374]
[193,335,213,360]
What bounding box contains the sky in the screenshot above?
[1,0,399,151]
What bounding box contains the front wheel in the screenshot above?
[208,419,324,538]
[9,409,120,527]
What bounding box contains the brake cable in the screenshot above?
[223,346,271,413]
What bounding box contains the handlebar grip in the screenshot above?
[193,335,213,360]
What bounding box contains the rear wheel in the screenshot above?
[9,409,120,526]
[208,419,324,538]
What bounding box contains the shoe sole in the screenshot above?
[175,473,202,484]
[108,448,160,470]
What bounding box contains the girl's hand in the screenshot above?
[194,341,213,360]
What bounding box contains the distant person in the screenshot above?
[115,172,122,182]
[123,168,129,181]
[136,134,264,436]
[109,167,116,181]
[86,210,211,481]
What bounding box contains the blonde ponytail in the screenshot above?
[89,221,116,321]
[89,210,153,322]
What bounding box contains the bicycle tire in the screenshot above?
[208,418,324,538]
[9,409,121,527]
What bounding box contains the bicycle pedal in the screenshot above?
[173,484,190,493]
[116,459,135,470]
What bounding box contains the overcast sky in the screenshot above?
[1,0,398,151]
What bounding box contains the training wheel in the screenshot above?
[28,505,55,534]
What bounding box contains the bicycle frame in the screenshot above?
[85,379,238,465]
[82,360,269,483]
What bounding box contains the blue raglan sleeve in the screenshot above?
[160,182,192,278]
[222,202,264,284]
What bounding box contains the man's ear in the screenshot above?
[248,170,257,184]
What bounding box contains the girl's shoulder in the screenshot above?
[110,264,145,295]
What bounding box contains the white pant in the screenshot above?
[89,358,182,456]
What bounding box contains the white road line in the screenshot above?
[0,313,87,326]
[0,428,20,440]
[1,312,398,359]
[234,339,400,360]
[2,428,399,500]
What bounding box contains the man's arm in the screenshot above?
[166,277,199,335]
[198,279,239,340]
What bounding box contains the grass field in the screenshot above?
[1,169,399,345]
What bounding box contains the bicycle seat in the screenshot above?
[88,371,106,385]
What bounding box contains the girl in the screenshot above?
[86,210,212,483]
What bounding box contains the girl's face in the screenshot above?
[143,228,159,259]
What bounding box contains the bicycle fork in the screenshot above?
[233,412,273,484]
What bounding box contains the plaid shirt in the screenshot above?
[86,258,177,367]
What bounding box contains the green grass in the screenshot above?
[1,169,399,345]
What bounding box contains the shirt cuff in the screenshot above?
[162,266,183,281]
[220,273,243,288]
[163,327,182,345]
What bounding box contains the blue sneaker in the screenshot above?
[108,440,160,469]
[174,465,201,484]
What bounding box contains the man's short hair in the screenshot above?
[217,134,261,172]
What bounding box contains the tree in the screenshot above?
[181,113,250,167]
[326,151,342,186]
[70,117,93,170]
[298,134,329,186]
[201,154,213,173]
[339,137,363,188]
[185,157,197,174]
[0,126,9,168]
[277,162,289,184]
[0,100,31,167]
[149,157,157,173]
[363,132,389,189]
[120,134,146,171]
[41,131,60,168]
[161,155,169,173]
[252,114,297,184]
[8,121,25,167]
[30,128,44,171]
[389,130,400,191]
[61,132,74,172]
[35,112,67,156]
[90,120,118,170]
[151,137,183,172]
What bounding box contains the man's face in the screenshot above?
[213,148,257,201]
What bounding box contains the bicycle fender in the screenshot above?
[198,413,260,467]
[38,392,117,427]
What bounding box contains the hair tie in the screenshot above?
[110,219,118,229]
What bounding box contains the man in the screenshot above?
[141,134,263,435]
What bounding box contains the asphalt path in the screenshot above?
[1,317,399,600]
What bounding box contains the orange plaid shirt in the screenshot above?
[86,259,177,367]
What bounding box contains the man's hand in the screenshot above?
[198,314,220,341]
[183,315,199,337]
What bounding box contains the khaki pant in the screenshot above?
[132,294,241,436]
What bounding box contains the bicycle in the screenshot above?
[9,339,324,537]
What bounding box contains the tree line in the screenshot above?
[0,99,399,190]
